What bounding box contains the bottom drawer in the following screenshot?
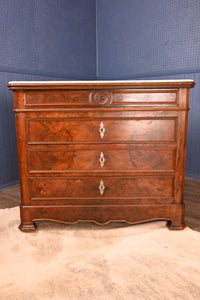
[30,176,174,203]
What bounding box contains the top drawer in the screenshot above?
[23,89,178,108]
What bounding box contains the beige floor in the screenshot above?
[0,206,200,300]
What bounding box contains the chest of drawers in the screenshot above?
[8,80,195,232]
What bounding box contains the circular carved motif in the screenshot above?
[90,90,112,106]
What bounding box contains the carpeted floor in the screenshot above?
[0,207,200,300]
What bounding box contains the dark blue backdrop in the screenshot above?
[97,0,200,79]
[0,0,96,189]
[0,0,200,189]
[97,0,200,179]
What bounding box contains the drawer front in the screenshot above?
[112,90,177,106]
[29,149,175,172]
[30,176,174,200]
[27,118,176,143]
[24,89,177,107]
[25,90,91,107]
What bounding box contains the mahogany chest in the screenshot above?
[8,80,195,232]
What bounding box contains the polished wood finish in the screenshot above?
[24,89,178,107]
[1,178,199,230]
[28,149,175,171]
[30,176,174,201]
[27,118,176,143]
[8,80,195,232]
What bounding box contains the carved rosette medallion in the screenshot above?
[89,90,112,106]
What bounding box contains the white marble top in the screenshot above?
[8,79,194,84]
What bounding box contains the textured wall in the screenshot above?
[0,0,96,190]
[97,0,200,179]
[97,0,200,78]
[0,0,96,77]
[1,0,200,189]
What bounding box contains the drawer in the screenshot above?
[23,89,177,107]
[27,118,176,143]
[28,149,175,172]
[24,90,91,107]
[30,176,174,200]
[111,90,177,106]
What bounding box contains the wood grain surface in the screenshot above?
[28,149,175,172]
[27,118,176,143]
[1,178,199,231]
[7,81,195,231]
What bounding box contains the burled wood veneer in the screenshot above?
[8,80,195,232]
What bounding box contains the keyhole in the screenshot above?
[99,95,105,102]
